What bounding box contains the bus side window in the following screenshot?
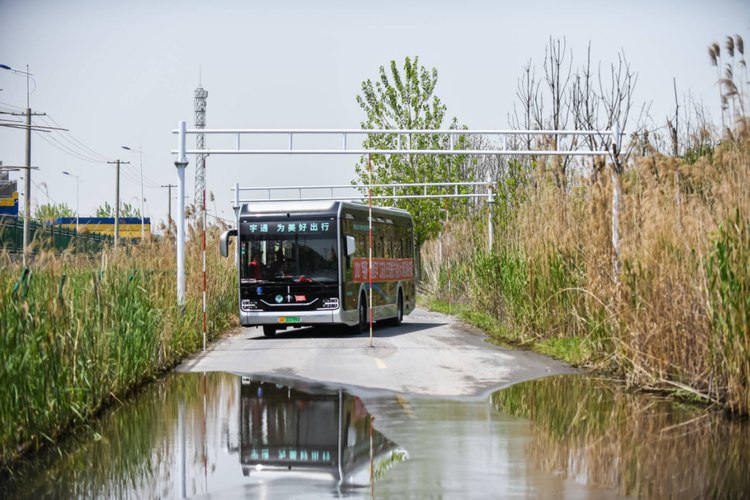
[346,236,352,269]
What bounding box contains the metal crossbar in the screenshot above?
[171,128,621,156]
[232,182,490,203]
[236,194,490,203]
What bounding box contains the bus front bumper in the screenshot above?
[239,308,357,327]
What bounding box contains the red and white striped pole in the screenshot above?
[202,157,207,352]
[368,154,373,348]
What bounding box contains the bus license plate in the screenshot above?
[279,317,301,324]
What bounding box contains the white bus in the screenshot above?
[220,201,416,336]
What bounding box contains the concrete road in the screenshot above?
[177,307,574,397]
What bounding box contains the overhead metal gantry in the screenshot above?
[171,122,622,324]
[231,181,492,203]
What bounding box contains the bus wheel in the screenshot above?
[354,295,367,335]
[390,291,403,327]
[263,325,277,337]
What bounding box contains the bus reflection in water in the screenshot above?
[238,377,406,484]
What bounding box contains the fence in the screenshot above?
[0,218,132,255]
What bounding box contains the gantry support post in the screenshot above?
[175,121,188,308]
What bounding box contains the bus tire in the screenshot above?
[354,294,367,335]
[263,325,277,337]
[390,291,403,327]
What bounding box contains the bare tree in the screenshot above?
[510,60,541,151]
[569,44,643,271]
[510,38,580,188]
[543,38,575,188]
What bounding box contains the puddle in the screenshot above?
[0,373,748,499]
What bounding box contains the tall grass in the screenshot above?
[0,222,237,465]
[492,376,750,499]
[423,137,750,414]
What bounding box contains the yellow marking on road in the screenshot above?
[375,358,387,369]
[396,395,414,418]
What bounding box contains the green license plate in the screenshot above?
[279,317,301,324]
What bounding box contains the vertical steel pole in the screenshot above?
[446,200,451,313]
[176,121,187,307]
[234,182,240,267]
[140,146,145,239]
[202,156,207,351]
[487,171,494,252]
[75,176,80,233]
[22,108,31,265]
[115,160,120,247]
[368,155,373,347]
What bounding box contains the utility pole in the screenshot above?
[23,108,31,263]
[107,160,129,247]
[139,146,144,239]
[162,184,176,234]
[18,108,47,265]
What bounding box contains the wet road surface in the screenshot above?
[177,307,575,396]
[2,373,748,499]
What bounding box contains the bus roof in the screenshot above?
[240,201,412,221]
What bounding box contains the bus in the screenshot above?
[220,201,416,337]
[238,376,402,483]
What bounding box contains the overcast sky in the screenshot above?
[1,0,748,230]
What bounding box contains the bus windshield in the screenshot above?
[240,221,338,285]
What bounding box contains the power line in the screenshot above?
[120,151,162,188]
[44,115,112,160]
[30,118,106,162]
[33,129,107,163]
[39,115,113,162]
[206,212,233,224]
[0,100,24,110]
[122,162,161,188]
[36,114,165,189]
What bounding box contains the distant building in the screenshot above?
[51,217,151,238]
[0,171,19,217]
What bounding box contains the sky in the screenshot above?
[1,0,748,231]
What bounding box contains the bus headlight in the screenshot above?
[321,298,339,309]
[241,299,260,311]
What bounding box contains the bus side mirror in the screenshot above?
[346,235,356,256]
[220,229,237,257]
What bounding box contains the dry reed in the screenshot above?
[423,137,750,414]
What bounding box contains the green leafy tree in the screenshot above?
[35,202,75,222]
[355,57,470,274]
[95,202,114,217]
[95,202,141,218]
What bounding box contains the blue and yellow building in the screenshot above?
[0,191,19,217]
[52,217,151,238]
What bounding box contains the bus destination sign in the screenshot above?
[244,221,333,235]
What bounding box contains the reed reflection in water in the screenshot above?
[492,375,750,500]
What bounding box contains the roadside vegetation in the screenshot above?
[492,376,750,499]
[0,217,237,466]
[360,32,750,414]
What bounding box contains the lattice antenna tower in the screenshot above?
[194,72,208,219]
